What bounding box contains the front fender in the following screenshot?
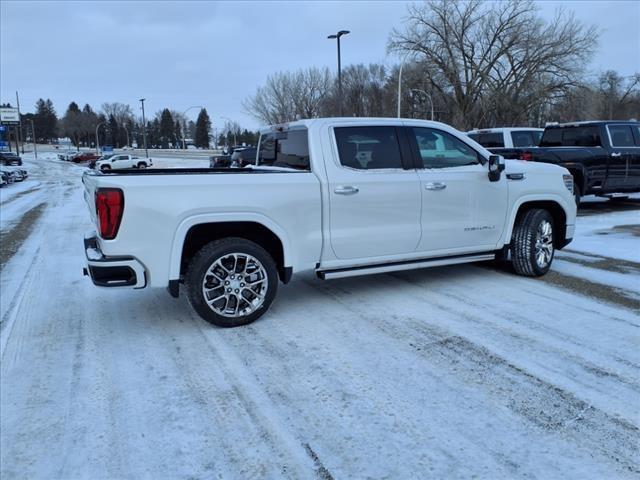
[501,193,576,245]
[168,212,293,280]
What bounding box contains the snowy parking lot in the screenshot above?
[1,152,639,479]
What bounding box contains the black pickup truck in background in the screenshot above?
[489,121,640,205]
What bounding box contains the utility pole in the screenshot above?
[16,91,24,153]
[327,30,349,116]
[28,119,38,159]
[95,122,105,154]
[139,98,148,157]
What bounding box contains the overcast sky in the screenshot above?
[1,0,638,129]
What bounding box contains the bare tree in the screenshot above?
[388,0,599,129]
[244,67,332,124]
[101,102,134,127]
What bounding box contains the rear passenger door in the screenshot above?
[607,124,639,188]
[327,125,422,260]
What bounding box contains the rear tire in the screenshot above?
[185,238,278,327]
[511,209,555,277]
[137,162,147,169]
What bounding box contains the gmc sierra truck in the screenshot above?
[490,121,640,205]
[82,118,576,327]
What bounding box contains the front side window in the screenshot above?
[608,125,635,147]
[258,129,310,170]
[411,128,480,168]
[334,126,403,170]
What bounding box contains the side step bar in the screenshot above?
[317,253,495,280]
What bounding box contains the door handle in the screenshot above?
[611,152,622,157]
[425,182,446,191]
[334,186,359,195]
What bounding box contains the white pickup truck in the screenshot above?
[95,154,152,171]
[82,118,576,327]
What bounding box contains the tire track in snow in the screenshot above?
[299,274,640,475]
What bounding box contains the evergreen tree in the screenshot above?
[61,101,83,148]
[108,114,119,147]
[194,108,211,148]
[159,108,174,148]
[34,98,58,142]
[174,120,183,148]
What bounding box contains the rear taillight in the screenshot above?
[519,152,532,161]
[95,188,124,239]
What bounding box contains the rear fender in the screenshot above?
[168,212,292,280]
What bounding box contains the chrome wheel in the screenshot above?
[535,220,554,268]
[201,253,269,318]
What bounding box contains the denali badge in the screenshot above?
[464,225,496,232]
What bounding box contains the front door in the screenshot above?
[407,127,508,253]
[328,125,422,260]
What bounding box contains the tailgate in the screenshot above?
[82,171,99,226]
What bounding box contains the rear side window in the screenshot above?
[258,129,310,170]
[468,132,504,148]
[511,131,540,147]
[334,126,403,170]
[541,126,602,147]
[608,125,636,147]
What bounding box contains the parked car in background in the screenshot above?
[210,147,257,168]
[0,152,23,166]
[89,154,114,169]
[58,150,79,161]
[82,117,576,327]
[73,152,101,163]
[211,147,257,168]
[95,154,153,171]
[466,128,543,155]
[1,166,26,182]
[491,121,640,205]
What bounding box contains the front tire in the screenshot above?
[573,181,581,207]
[185,238,278,327]
[100,164,111,171]
[511,209,555,277]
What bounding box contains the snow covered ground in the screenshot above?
[1,154,638,479]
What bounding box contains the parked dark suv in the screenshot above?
[210,147,257,168]
[0,152,23,166]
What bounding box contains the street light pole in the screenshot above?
[139,98,148,158]
[16,91,24,154]
[29,119,37,159]
[327,30,349,116]
[181,106,204,150]
[410,89,434,121]
[95,122,106,154]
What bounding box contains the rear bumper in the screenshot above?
[83,233,147,288]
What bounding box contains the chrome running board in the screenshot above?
[317,253,495,280]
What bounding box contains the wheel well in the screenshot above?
[180,222,287,281]
[514,201,568,249]
[568,169,584,193]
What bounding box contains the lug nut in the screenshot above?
[235,289,239,293]
[230,275,235,279]
[240,283,245,287]
[227,288,232,292]
[225,281,230,285]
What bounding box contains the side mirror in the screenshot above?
[488,155,505,182]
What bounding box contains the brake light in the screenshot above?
[519,152,532,161]
[95,188,124,239]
